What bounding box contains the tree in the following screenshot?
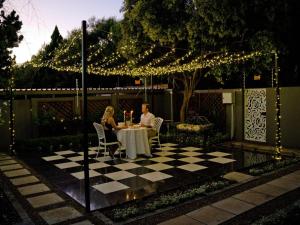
[42,25,63,61]
[120,0,299,121]
[0,0,23,87]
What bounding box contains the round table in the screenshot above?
[117,127,151,159]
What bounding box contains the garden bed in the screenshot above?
[0,186,22,225]
[250,199,300,225]
[102,178,233,222]
[247,157,300,176]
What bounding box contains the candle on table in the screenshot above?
[130,110,133,124]
[123,110,126,123]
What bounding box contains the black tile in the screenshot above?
[89,175,114,186]
[48,158,70,164]
[64,153,82,158]
[119,176,152,189]
[95,166,121,174]
[199,154,216,160]
[64,166,83,173]
[134,159,154,166]
[105,158,128,166]
[165,160,187,167]
[127,167,155,175]
[163,168,191,177]
[171,149,190,154]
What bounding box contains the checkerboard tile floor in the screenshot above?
[38,143,238,209]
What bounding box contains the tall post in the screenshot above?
[241,71,246,142]
[81,20,90,212]
[274,51,282,159]
[151,74,154,108]
[9,75,15,155]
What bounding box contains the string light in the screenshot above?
[273,50,282,160]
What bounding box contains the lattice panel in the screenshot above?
[85,99,111,121]
[38,101,74,120]
[119,98,143,120]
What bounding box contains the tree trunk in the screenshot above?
[178,69,200,122]
[180,87,193,122]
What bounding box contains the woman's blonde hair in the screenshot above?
[101,106,114,124]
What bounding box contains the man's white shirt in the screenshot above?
[140,112,155,128]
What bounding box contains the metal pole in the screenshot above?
[81,20,90,212]
[9,78,15,155]
[76,79,79,110]
[274,51,282,159]
[144,77,147,102]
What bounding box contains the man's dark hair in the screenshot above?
[142,103,150,110]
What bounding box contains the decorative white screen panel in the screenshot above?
[244,89,267,142]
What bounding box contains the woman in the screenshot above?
[101,106,123,158]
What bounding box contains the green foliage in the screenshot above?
[251,199,300,225]
[0,0,23,87]
[0,100,8,126]
[249,157,300,176]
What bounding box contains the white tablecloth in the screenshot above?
[117,127,151,159]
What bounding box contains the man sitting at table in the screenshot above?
[140,103,156,139]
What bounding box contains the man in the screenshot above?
[140,103,157,141]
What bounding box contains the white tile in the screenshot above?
[123,157,146,162]
[181,147,203,151]
[95,156,113,162]
[140,171,172,182]
[89,146,104,151]
[89,162,110,170]
[10,175,39,186]
[93,181,129,194]
[159,146,177,151]
[179,157,204,163]
[27,193,64,208]
[104,171,136,181]
[78,150,97,156]
[114,163,141,170]
[153,151,176,157]
[209,157,236,164]
[207,151,231,157]
[0,156,12,161]
[0,164,23,171]
[54,150,75,155]
[161,143,178,147]
[39,206,82,225]
[0,159,17,166]
[18,183,50,196]
[178,164,207,172]
[71,220,94,225]
[179,152,203,157]
[42,155,65,161]
[68,156,84,162]
[71,170,101,179]
[150,157,175,163]
[145,163,173,171]
[55,162,80,169]
[4,168,30,178]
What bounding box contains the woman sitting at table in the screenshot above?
[101,106,124,159]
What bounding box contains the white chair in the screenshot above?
[149,117,164,150]
[93,122,125,159]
